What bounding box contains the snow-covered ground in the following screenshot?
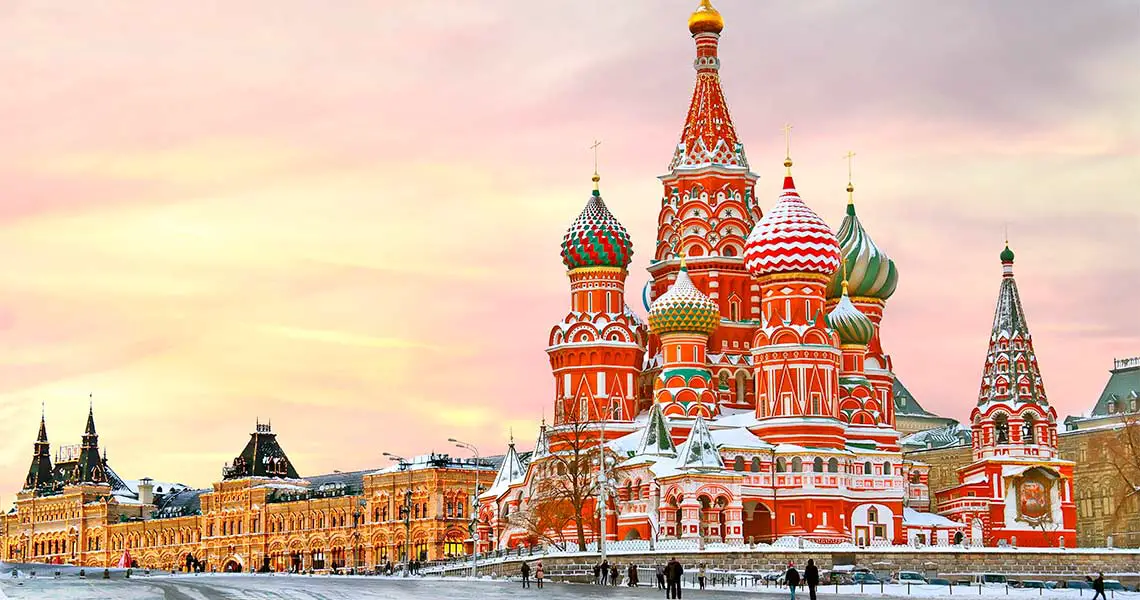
[0,574,1135,600]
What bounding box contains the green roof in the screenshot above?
[1089,359,1140,416]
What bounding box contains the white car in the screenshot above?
[894,571,927,584]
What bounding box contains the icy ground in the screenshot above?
[0,575,1135,600]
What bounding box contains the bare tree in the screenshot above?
[532,408,605,551]
[509,497,577,551]
[1105,412,1140,546]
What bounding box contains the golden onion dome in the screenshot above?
[688,0,724,35]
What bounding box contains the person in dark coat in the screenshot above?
[600,560,610,585]
[594,563,602,584]
[611,563,620,586]
[1091,573,1106,600]
[520,561,530,588]
[628,563,639,587]
[804,559,819,600]
[666,557,684,599]
[785,562,801,600]
[656,564,666,589]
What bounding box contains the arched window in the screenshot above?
[734,456,745,472]
[1023,414,1036,444]
[723,246,738,258]
[813,457,824,473]
[827,458,838,473]
[995,414,1009,444]
[751,457,761,473]
[868,507,879,523]
[776,457,787,472]
[864,461,872,475]
[883,461,892,476]
[791,457,803,472]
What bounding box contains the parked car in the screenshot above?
[972,574,1008,586]
[1021,580,1053,590]
[1065,581,1092,590]
[1103,580,1127,591]
[894,571,927,584]
[928,578,952,586]
[853,572,881,584]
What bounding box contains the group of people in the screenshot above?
[783,560,821,600]
[519,560,544,589]
[591,560,636,586]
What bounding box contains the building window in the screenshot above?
[828,458,839,473]
[444,540,465,556]
[791,457,802,472]
[790,513,797,526]
[734,456,745,472]
[883,461,892,476]
[813,458,824,473]
[868,507,879,523]
[776,457,787,472]
[751,457,761,473]
[864,462,872,475]
[1023,415,1036,444]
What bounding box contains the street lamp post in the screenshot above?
[448,438,481,579]
[598,411,608,562]
[383,453,415,576]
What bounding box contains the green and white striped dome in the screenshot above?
[827,194,899,301]
[827,282,875,346]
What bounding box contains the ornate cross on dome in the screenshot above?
[590,139,602,176]
[845,151,856,183]
[781,123,793,159]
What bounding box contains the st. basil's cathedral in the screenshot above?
[477,0,1076,550]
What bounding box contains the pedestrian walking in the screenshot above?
[628,563,639,587]
[785,562,801,600]
[656,564,666,590]
[804,559,819,600]
[601,559,610,585]
[666,557,684,599]
[520,561,530,588]
[698,563,706,589]
[611,563,620,586]
[535,560,544,589]
[594,563,601,584]
[1090,573,1107,600]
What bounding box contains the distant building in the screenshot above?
[1064,357,1140,431]
[2,412,495,570]
[894,378,959,435]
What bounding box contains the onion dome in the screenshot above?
[826,187,899,300]
[1000,243,1015,263]
[827,280,875,346]
[648,260,720,336]
[560,175,634,270]
[744,160,842,278]
[688,0,724,35]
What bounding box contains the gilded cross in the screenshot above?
[781,123,793,158]
[844,151,856,183]
[590,139,602,176]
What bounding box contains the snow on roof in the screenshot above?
[903,507,963,528]
[709,426,773,450]
[481,443,526,499]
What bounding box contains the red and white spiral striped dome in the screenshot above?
[744,169,841,278]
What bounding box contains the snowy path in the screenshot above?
[0,576,1135,600]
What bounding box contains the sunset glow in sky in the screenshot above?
[1,0,1138,495]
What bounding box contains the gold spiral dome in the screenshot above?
[688,0,724,35]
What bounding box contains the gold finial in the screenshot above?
[782,123,794,173]
[688,0,724,35]
[1003,222,1009,245]
[841,257,850,296]
[590,139,602,192]
[678,247,688,270]
[844,150,856,201]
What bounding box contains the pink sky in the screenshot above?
[1,0,1138,496]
